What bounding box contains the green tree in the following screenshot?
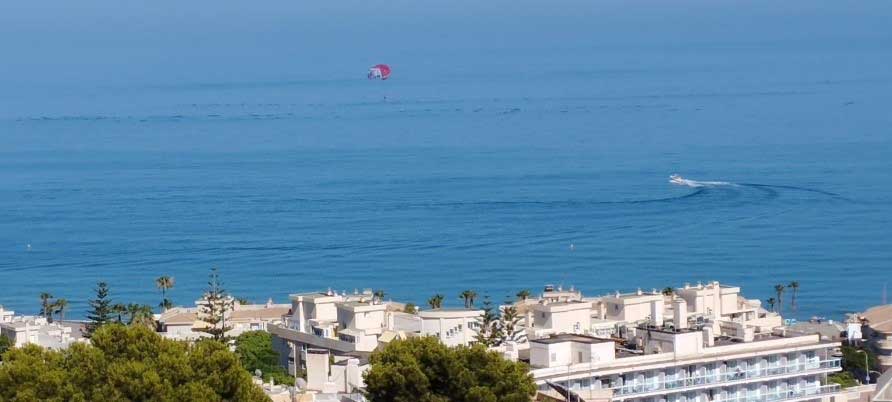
[662,287,675,296]
[403,303,418,314]
[828,372,859,388]
[774,284,786,314]
[840,345,878,383]
[39,292,54,322]
[499,305,525,344]
[459,289,478,309]
[364,337,536,402]
[195,268,233,341]
[53,298,68,322]
[766,297,777,312]
[156,275,175,311]
[127,304,156,328]
[788,281,800,312]
[515,289,531,302]
[85,281,113,338]
[475,296,502,347]
[112,303,129,324]
[373,289,386,303]
[427,294,444,309]
[0,335,11,361]
[235,331,295,385]
[0,325,270,401]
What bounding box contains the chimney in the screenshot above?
[651,299,664,327]
[673,299,688,329]
[702,327,715,347]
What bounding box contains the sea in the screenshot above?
[1,0,891,321]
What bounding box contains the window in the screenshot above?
[578,351,584,363]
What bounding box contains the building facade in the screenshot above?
[857,304,892,372]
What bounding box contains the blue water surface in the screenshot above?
[1,0,891,320]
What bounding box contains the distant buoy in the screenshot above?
[569,243,575,251]
[26,244,32,251]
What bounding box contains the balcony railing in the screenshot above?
[710,384,841,402]
[611,359,841,397]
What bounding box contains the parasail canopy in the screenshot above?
[368,64,391,80]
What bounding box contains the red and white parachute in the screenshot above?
[367,64,391,80]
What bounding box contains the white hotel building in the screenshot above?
[522,282,844,402]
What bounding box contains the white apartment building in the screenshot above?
[516,281,842,402]
[529,330,843,402]
[522,282,782,343]
[157,298,290,341]
[0,306,83,349]
[530,301,594,338]
[270,289,407,383]
[418,308,484,347]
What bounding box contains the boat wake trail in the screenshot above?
[669,175,845,200]
[669,174,735,188]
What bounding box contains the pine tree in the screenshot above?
[499,305,527,344]
[195,268,233,341]
[474,296,502,347]
[85,282,113,338]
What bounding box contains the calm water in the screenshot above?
[2,2,891,320]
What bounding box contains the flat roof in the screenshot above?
[338,301,386,309]
[712,333,785,346]
[531,334,613,345]
[636,325,700,334]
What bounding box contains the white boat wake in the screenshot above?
[669,174,734,188]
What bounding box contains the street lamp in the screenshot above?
[854,350,870,384]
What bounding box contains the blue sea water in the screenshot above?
[1,1,891,320]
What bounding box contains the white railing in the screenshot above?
[711,384,841,402]
[612,359,841,396]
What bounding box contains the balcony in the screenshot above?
[611,359,841,398]
[712,384,841,402]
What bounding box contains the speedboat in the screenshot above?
[669,174,686,185]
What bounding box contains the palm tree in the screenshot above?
[112,303,128,323]
[774,284,786,314]
[53,298,69,322]
[516,289,532,302]
[459,289,478,309]
[373,289,386,303]
[427,294,444,309]
[766,298,777,312]
[39,292,54,322]
[155,276,175,311]
[662,287,675,296]
[788,281,800,312]
[127,304,155,328]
